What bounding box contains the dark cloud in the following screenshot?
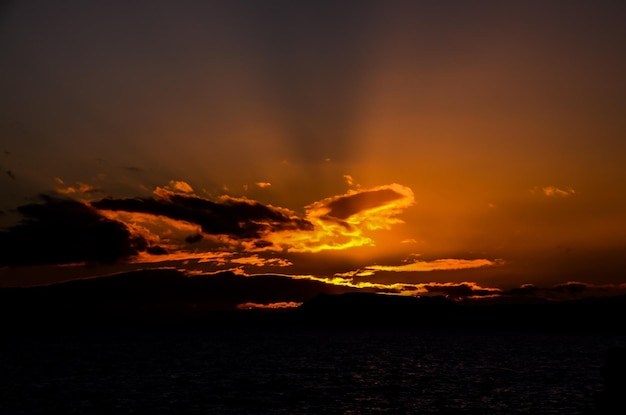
[185,233,203,244]
[252,240,274,249]
[323,188,403,220]
[504,284,540,297]
[146,245,168,255]
[0,195,147,266]
[553,282,587,295]
[423,283,500,299]
[500,282,626,301]
[125,166,144,173]
[92,192,313,239]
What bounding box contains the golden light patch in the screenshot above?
[168,180,194,193]
[132,250,232,265]
[266,184,415,253]
[367,258,500,272]
[230,254,292,267]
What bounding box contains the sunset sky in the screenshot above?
[1,1,625,304]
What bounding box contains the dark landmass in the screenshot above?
[1,269,625,333]
[290,291,626,334]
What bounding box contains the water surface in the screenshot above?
[1,331,623,414]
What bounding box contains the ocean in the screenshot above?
[1,330,624,414]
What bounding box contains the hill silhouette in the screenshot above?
[1,269,625,333]
[0,269,368,331]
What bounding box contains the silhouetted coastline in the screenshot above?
[2,270,625,334]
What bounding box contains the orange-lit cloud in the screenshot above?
[99,209,199,236]
[55,179,101,195]
[8,182,415,270]
[154,180,193,195]
[255,182,271,188]
[132,249,233,265]
[540,186,576,197]
[291,274,404,292]
[366,258,500,273]
[89,182,417,255]
[267,183,415,252]
[93,188,313,242]
[168,180,194,193]
[230,254,292,267]
[334,269,377,278]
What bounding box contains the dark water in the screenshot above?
[1,331,623,414]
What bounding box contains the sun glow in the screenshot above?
[267,183,415,253]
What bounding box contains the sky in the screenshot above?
[1,1,626,305]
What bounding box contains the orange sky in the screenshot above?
[1,1,625,302]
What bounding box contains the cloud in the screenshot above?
[267,184,415,252]
[185,233,203,243]
[55,181,101,195]
[230,254,292,267]
[366,258,500,273]
[0,196,147,266]
[130,250,234,265]
[334,269,377,278]
[420,282,502,298]
[5,183,415,269]
[313,185,410,221]
[168,180,194,193]
[255,182,271,188]
[289,274,394,292]
[502,281,626,301]
[343,174,355,186]
[541,186,576,197]
[97,209,200,250]
[92,188,313,240]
